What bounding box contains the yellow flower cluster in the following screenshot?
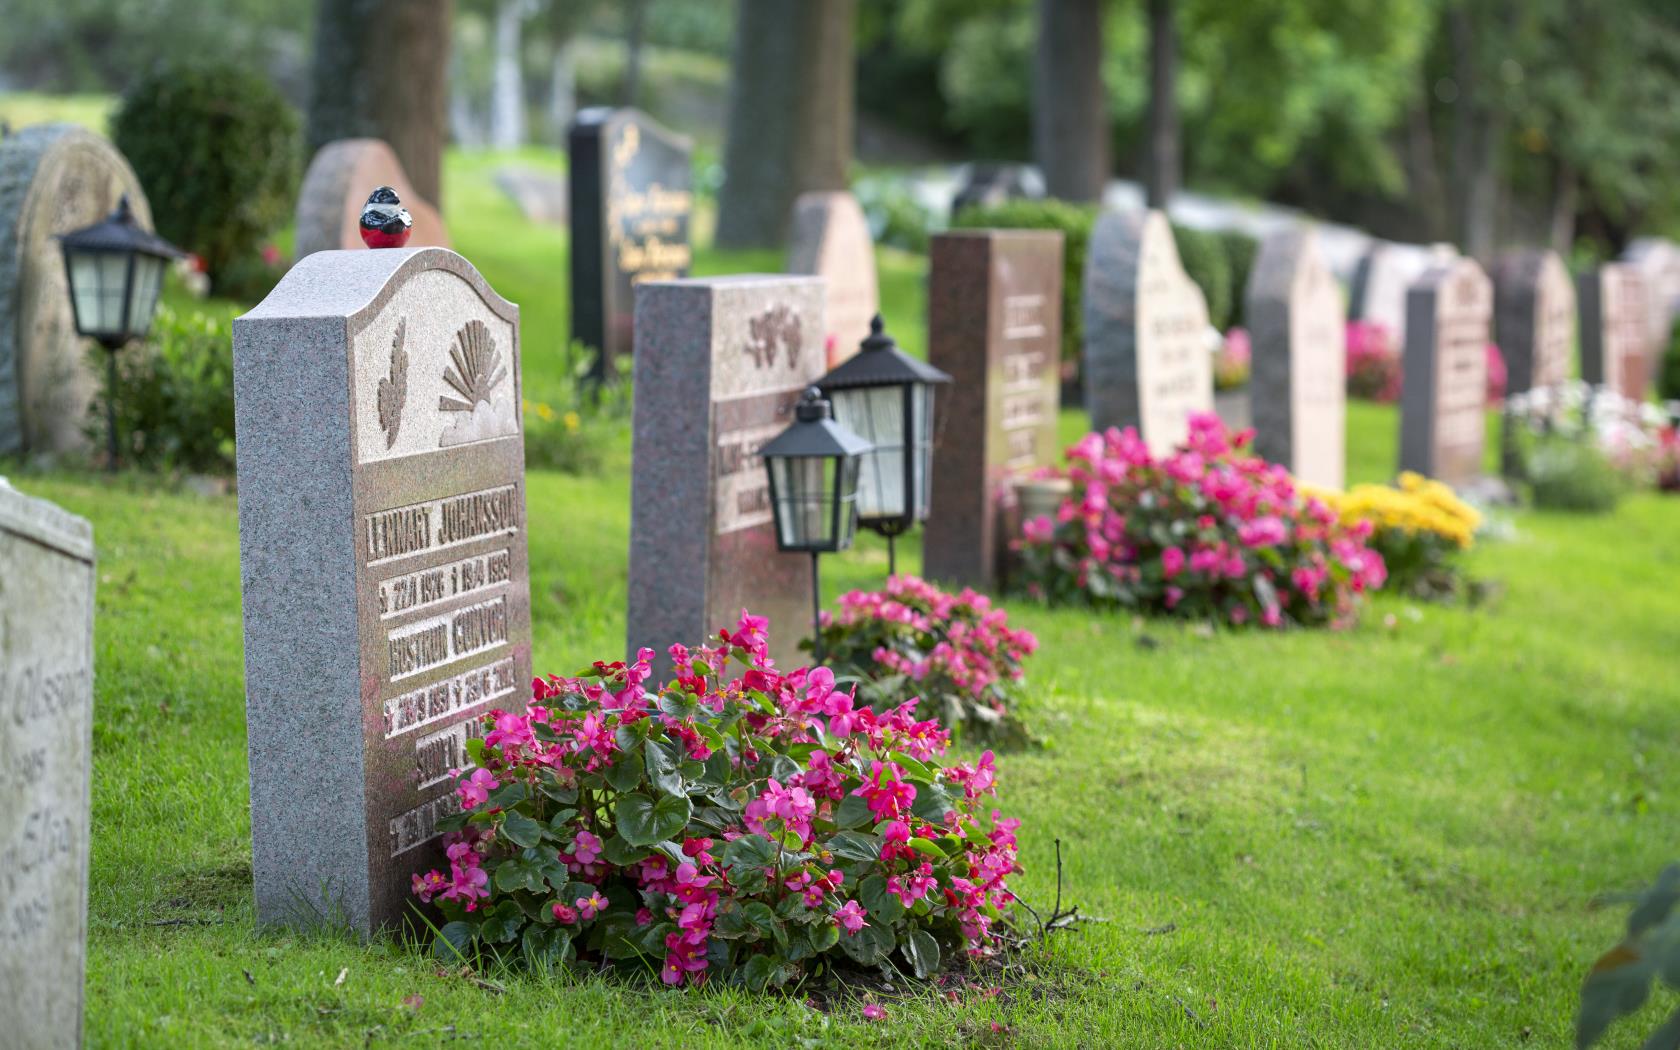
[1311,472,1481,549]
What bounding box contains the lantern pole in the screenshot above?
[105,344,120,470]
[810,550,823,664]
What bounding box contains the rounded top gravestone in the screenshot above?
[787,191,878,369]
[294,139,449,261]
[0,123,153,457]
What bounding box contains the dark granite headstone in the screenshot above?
[1579,263,1653,402]
[628,276,825,674]
[923,230,1063,587]
[234,247,533,935]
[1399,258,1492,485]
[0,480,94,1050]
[0,123,151,456]
[1493,250,1574,395]
[569,108,693,380]
[1083,209,1213,455]
[1246,228,1345,487]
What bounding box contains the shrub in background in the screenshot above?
[812,576,1038,748]
[953,199,1093,367]
[854,173,940,253]
[1660,323,1680,402]
[414,613,1020,989]
[1311,473,1480,601]
[1346,320,1402,402]
[1505,382,1666,510]
[1221,230,1260,327]
[90,304,235,474]
[1527,442,1627,512]
[1016,414,1387,629]
[112,61,300,289]
[1171,223,1232,332]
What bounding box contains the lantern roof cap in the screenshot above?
[817,314,951,391]
[759,388,873,459]
[59,196,185,259]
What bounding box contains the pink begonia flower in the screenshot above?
[635,907,654,926]
[571,829,603,866]
[456,767,499,809]
[551,902,578,924]
[852,761,916,822]
[862,1003,887,1021]
[575,891,608,920]
[1022,514,1055,543]
[834,899,868,935]
[1161,546,1185,579]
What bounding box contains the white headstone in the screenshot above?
[1246,228,1346,487]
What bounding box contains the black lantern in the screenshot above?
[760,387,872,662]
[58,196,184,469]
[816,314,951,575]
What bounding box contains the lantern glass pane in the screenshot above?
[830,384,907,520]
[96,252,130,335]
[836,455,861,547]
[128,254,168,338]
[771,455,838,549]
[913,383,935,520]
[67,250,110,339]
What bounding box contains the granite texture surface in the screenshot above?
[1493,250,1574,395]
[1246,228,1345,488]
[923,230,1063,587]
[293,139,448,260]
[0,123,151,457]
[628,275,825,676]
[0,479,94,1050]
[1399,258,1492,485]
[569,108,693,379]
[236,247,531,935]
[1082,209,1212,454]
[787,191,878,367]
[1579,263,1653,402]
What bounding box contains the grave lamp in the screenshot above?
[58,196,184,470]
[760,386,872,663]
[815,314,951,576]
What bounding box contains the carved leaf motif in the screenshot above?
[377,319,408,449]
[744,305,803,371]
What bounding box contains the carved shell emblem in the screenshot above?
[376,319,409,449]
[439,319,508,412]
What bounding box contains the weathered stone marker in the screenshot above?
[1349,241,1456,348]
[628,275,824,673]
[1579,263,1653,402]
[295,139,449,260]
[0,480,94,1050]
[1493,250,1575,395]
[1622,237,1680,355]
[1245,228,1346,488]
[0,123,151,456]
[1083,209,1212,454]
[1399,258,1492,485]
[234,246,533,934]
[569,107,693,380]
[787,191,878,369]
[923,229,1063,587]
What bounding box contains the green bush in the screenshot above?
[522,346,632,476]
[1172,224,1233,332]
[1220,230,1260,326]
[952,199,1096,366]
[92,304,236,474]
[112,61,300,288]
[1527,440,1626,513]
[1659,322,1680,402]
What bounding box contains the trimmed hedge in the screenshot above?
[1171,223,1232,331]
[1221,230,1260,327]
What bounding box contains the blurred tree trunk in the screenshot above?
[309,0,452,208]
[490,0,528,150]
[1143,0,1179,209]
[1032,0,1108,202]
[622,0,648,107]
[1549,159,1577,254]
[1447,2,1504,258]
[1404,94,1450,242]
[715,0,855,249]
[548,39,576,146]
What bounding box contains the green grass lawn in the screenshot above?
[6,139,1680,1048]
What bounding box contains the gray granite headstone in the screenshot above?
[1245,228,1346,488]
[1579,263,1653,402]
[294,139,449,261]
[0,480,95,1050]
[923,230,1063,587]
[787,191,878,369]
[628,275,825,675]
[1399,258,1492,485]
[234,246,533,935]
[1493,250,1574,395]
[1348,241,1456,348]
[0,123,151,456]
[1083,209,1213,455]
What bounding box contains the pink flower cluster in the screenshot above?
[411,612,1020,988]
[1016,414,1387,628]
[1346,320,1403,403]
[818,575,1038,739]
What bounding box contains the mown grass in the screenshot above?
[6,144,1680,1049]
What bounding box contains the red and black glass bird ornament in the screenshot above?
[359,185,413,248]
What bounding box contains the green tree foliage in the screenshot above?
[112,62,301,285]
